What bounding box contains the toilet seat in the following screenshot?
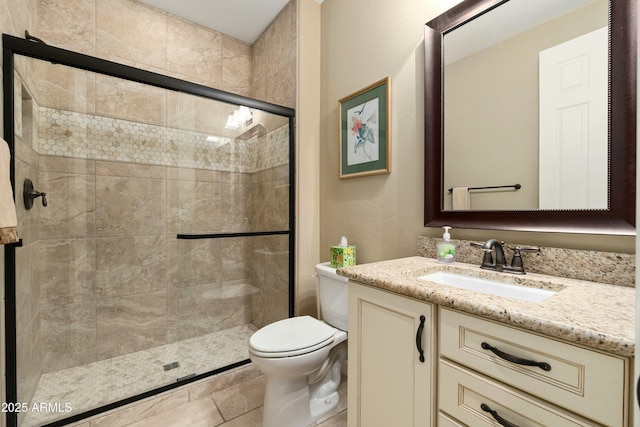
[249,316,338,358]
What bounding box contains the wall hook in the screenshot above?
[23,178,47,210]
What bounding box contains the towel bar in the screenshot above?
[448,184,521,193]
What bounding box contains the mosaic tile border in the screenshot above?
[36,107,289,173]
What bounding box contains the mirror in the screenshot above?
[445,0,608,211]
[424,0,636,234]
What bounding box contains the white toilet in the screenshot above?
[249,262,348,427]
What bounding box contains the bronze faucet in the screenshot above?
[471,240,540,275]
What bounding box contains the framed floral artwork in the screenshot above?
[338,77,390,178]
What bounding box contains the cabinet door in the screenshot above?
[348,282,435,427]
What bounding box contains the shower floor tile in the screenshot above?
[22,324,257,427]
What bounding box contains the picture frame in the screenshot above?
[338,77,391,178]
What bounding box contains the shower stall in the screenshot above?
[3,34,294,426]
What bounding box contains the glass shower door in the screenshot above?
[5,36,293,426]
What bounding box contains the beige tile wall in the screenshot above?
[3,0,297,422]
[29,128,289,369]
[252,0,297,108]
[1,1,40,424]
[13,81,43,427]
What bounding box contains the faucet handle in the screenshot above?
[507,246,541,274]
[470,242,493,267]
[510,247,524,270]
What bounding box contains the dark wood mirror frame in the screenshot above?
[424,0,636,235]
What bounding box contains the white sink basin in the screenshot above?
[418,271,556,302]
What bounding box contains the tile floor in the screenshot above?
[67,364,347,427]
[22,325,257,427]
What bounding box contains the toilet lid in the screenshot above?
[250,316,337,356]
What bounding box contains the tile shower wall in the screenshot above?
[13,79,43,424]
[33,102,289,373]
[14,81,290,415]
[6,0,297,420]
[33,0,297,109]
[36,107,288,173]
[252,0,297,108]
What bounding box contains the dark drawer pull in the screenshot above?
[481,403,520,427]
[416,315,426,363]
[481,342,551,371]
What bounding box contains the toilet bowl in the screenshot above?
[249,262,348,427]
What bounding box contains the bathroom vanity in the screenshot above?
[342,257,634,427]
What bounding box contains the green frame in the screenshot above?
[338,77,391,178]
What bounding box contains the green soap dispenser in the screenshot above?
[436,226,456,264]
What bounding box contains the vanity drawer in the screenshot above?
[439,308,629,427]
[438,411,465,427]
[439,360,599,426]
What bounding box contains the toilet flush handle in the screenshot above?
[313,274,321,319]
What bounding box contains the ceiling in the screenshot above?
[137,0,291,44]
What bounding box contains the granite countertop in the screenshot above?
[338,256,635,357]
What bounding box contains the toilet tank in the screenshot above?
[315,262,349,331]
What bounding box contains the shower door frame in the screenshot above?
[2,33,296,427]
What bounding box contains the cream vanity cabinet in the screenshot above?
[347,282,436,427]
[438,308,632,427]
[347,281,632,427]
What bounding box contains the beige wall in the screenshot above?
[319,0,634,264]
[320,0,461,265]
[296,0,322,317]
